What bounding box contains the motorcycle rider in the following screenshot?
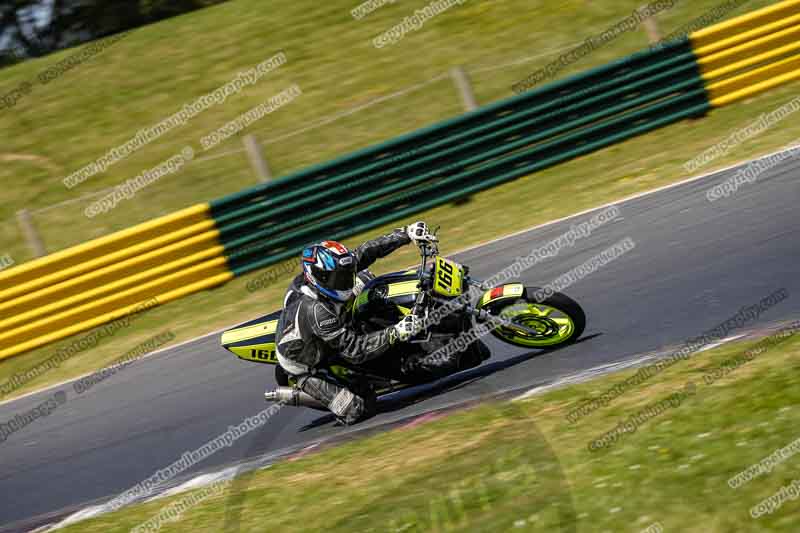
[274,222,487,425]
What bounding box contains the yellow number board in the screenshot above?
[433,256,463,297]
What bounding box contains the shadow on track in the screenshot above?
[299,332,603,431]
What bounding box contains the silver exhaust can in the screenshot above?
[265,386,328,411]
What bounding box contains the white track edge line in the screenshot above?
[513,334,749,401]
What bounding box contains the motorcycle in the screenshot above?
[221,235,586,413]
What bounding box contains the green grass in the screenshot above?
[3,0,800,399]
[0,0,782,256]
[56,327,800,532]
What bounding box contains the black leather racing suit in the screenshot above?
[274,229,490,424]
[274,229,411,424]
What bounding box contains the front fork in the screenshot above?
[428,275,546,338]
[469,304,545,338]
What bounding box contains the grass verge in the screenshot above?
[57,323,800,532]
[3,0,800,399]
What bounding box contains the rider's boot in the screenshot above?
[298,374,376,425]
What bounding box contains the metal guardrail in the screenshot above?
[210,39,707,275]
[2,0,799,360]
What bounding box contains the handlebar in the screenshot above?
[410,227,440,322]
[412,242,430,317]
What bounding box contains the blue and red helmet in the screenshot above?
[301,240,357,301]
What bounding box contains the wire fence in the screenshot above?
[4,10,685,261]
[23,43,591,218]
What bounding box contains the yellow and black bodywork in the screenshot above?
[221,256,583,366]
[221,309,281,365]
[224,247,586,414]
[221,258,471,365]
[351,258,469,334]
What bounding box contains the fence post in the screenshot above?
[17,208,47,258]
[450,66,478,112]
[449,66,478,205]
[639,6,661,43]
[243,134,273,182]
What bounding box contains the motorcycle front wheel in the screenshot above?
[481,286,586,348]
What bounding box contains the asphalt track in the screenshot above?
[1,150,799,531]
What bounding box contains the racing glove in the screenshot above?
[405,221,438,244]
[394,314,422,341]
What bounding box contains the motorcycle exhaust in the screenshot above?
[265,386,328,411]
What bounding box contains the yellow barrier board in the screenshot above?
[707,54,800,106]
[0,259,234,360]
[698,24,800,77]
[0,215,218,303]
[690,0,800,109]
[691,0,800,49]
[0,203,212,294]
[0,245,226,331]
[0,230,223,322]
[693,12,800,57]
[0,272,233,360]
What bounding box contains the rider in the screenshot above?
[274,222,487,425]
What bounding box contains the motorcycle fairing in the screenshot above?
[476,283,525,308]
[221,309,281,365]
[432,256,464,297]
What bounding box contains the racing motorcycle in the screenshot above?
[221,236,586,413]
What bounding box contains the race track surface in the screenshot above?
[1,151,799,531]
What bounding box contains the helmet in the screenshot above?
[301,240,357,302]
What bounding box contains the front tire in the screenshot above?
[481,286,586,348]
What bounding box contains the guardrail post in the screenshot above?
[16,208,47,258]
[639,5,661,43]
[243,134,273,182]
[450,66,478,112]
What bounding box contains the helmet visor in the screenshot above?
[317,265,356,291]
